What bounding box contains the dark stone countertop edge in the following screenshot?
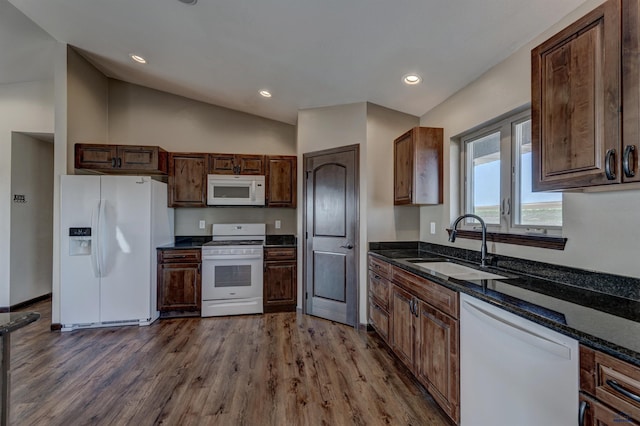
[368,250,640,367]
[0,312,40,335]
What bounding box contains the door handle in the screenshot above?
[340,244,354,249]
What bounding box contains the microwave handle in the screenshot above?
[251,180,256,201]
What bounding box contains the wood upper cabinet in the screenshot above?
[168,153,208,207]
[394,127,443,205]
[622,0,640,183]
[75,144,168,174]
[209,154,265,175]
[157,249,201,315]
[531,0,622,191]
[266,156,297,208]
[263,247,297,313]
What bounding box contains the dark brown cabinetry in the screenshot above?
[263,247,297,313]
[580,345,640,425]
[369,255,459,423]
[368,256,391,343]
[209,154,265,175]
[265,156,297,208]
[393,127,443,205]
[532,0,640,191]
[157,249,201,316]
[168,153,208,207]
[75,143,168,174]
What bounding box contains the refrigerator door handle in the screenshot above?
[97,199,107,278]
[91,201,101,278]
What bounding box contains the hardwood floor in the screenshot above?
[10,299,452,425]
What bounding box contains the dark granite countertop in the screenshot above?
[158,235,297,250]
[369,241,640,367]
[0,311,40,335]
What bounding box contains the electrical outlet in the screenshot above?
[430,222,436,234]
[199,220,206,229]
[275,220,281,229]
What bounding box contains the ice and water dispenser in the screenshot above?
[69,227,92,256]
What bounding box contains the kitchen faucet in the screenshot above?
[449,214,489,267]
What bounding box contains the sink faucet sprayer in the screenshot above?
[449,214,489,268]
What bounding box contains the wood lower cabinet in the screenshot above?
[209,154,265,175]
[393,127,443,205]
[75,143,168,174]
[580,345,640,425]
[157,249,201,316]
[369,255,459,423]
[168,153,208,207]
[266,155,297,208]
[263,247,297,313]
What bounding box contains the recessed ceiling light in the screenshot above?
[403,74,422,85]
[259,90,272,98]
[129,54,147,64]
[178,0,197,4]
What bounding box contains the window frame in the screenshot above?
[458,108,562,237]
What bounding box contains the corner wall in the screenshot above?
[0,80,54,308]
[419,0,640,278]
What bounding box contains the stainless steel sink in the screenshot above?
[413,261,508,281]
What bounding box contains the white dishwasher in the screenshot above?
[460,293,579,426]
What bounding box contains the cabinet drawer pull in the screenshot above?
[606,379,640,403]
[605,148,616,180]
[111,157,117,167]
[578,400,589,426]
[623,145,636,178]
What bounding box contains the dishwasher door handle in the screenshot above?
[462,300,573,360]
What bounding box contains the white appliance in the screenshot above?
[201,223,265,317]
[60,175,174,331]
[207,174,265,206]
[460,293,579,426]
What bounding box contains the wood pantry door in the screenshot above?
[304,145,359,326]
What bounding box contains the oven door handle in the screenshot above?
[202,254,263,261]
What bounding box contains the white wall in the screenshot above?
[0,80,54,308]
[419,0,640,278]
[297,102,420,324]
[10,133,54,305]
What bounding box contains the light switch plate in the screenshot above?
[199,220,206,229]
[275,220,281,229]
[430,222,436,234]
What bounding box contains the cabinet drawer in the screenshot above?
[264,247,296,261]
[595,352,640,421]
[158,249,201,263]
[369,256,391,279]
[391,266,458,318]
[369,272,390,310]
[369,300,389,342]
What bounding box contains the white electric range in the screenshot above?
[201,223,266,317]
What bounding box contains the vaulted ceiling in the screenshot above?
[6,0,586,124]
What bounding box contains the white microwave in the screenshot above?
[207,174,266,206]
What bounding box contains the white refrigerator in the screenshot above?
[60,175,174,331]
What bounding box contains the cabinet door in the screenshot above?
[169,153,208,207]
[416,300,460,424]
[157,262,201,311]
[75,144,118,170]
[236,154,265,175]
[531,0,621,191]
[390,285,415,370]
[209,154,237,174]
[263,261,297,312]
[622,0,640,183]
[118,145,164,172]
[266,156,297,207]
[394,131,414,204]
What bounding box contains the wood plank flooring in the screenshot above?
[10,299,452,425]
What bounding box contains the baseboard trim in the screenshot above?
[358,323,374,332]
[0,293,52,313]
